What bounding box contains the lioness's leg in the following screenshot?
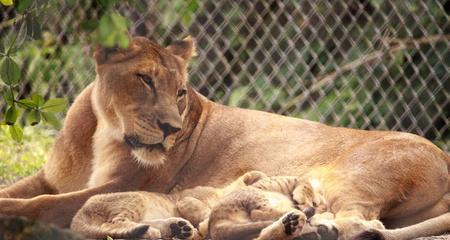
[299,138,449,240]
[383,197,449,228]
[0,170,56,198]
[0,174,146,227]
[356,212,450,240]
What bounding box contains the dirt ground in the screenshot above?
[415,236,450,240]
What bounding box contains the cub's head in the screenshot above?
[93,36,196,166]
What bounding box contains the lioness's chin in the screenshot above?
[129,135,177,167]
[132,148,167,167]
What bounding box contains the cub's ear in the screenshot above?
[166,36,197,60]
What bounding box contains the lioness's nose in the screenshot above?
[158,120,181,137]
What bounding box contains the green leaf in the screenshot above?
[41,98,67,112]
[27,109,41,126]
[180,0,198,26]
[41,112,61,129]
[98,14,116,47]
[6,46,17,56]
[110,12,128,30]
[97,0,118,8]
[187,0,199,12]
[116,33,130,49]
[1,58,21,85]
[106,236,113,240]
[3,90,14,105]
[0,0,13,6]
[80,20,99,32]
[66,0,77,6]
[25,14,42,39]
[9,124,23,142]
[97,11,130,48]
[17,98,38,109]
[17,0,32,12]
[15,20,28,48]
[228,86,249,107]
[5,106,19,125]
[31,93,45,107]
[0,42,4,55]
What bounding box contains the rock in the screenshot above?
[0,215,85,240]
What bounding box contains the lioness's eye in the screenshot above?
[177,89,187,98]
[137,74,155,90]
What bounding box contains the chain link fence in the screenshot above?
[1,0,449,151]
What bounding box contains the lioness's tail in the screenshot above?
[356,213,450,240]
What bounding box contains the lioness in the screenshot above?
[0,36,448,239]
[71,171,322,240]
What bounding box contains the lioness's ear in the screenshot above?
[94,47,120,65]
[94,33,133,64]
[166,36,197,60]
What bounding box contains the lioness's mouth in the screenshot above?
[142,143,164,151]
[124,135,164,151]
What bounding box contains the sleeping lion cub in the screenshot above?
[71,171,325,240]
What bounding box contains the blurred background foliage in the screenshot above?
[0,0,449,182]
[0,125,53,184]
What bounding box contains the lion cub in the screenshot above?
[71,171,266,239]
[207,175,326,240]
[71,172,325,240]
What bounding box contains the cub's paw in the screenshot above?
[301,207,316,219]
[169,219,195,240]
[242,170,268,185]
[258,210,307,239]
[294,223,339,240]
[282,211,307,236]
[143,226,162,239]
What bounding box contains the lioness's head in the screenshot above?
[93,36,196,166]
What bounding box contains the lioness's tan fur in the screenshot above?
[0,36,448,239]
